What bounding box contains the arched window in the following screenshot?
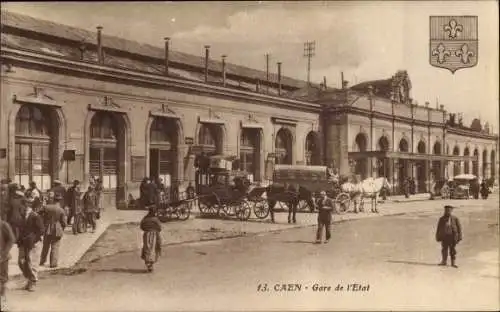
[90,112,119,189]
[240,129,258,181]
[463,148,470,174]
[198,124,221,155]
[482,150,488,178]
[417,141,426,154]
[305,132,320,166]
[453,146,460,175]
[150,117,177,191]
[473,149,479,176]
[399,139,409,152]
[353,133,368,179]
[14,105,52,190]
[275,129,292,165]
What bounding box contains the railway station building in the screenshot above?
[1,11,498,209]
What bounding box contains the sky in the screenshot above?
[3,1,499,132]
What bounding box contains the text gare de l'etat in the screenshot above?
[257,283,370,292]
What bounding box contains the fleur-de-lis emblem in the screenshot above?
[455,43,475,64]
[432,43,451,64]
[444,19,463,39]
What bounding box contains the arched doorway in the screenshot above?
[89,111,126,208]
[416,141,427,193]
[472,149,479,176]
[305,131,321,166]
[275,128,293,165]
[14,104,57,190]
[354,133,368,179]
[398,138,410,194]
[377,136,390,178]
[482,149,488,178]
[463,147,470,173]
[150,117,178,201]
[240,128,261,182]
[491,150,496,180]
[432,141,442,180]
[453,146,460,175]
[195,123,224,189]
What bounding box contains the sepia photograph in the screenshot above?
[0,1,498,311]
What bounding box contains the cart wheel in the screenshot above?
[176,202,191,221]
[336,193,350,214]
[237,201,252,221]
[253,199,269,219]
[199,201,210,214]
[222,203,235,216]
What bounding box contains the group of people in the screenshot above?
[0,177,103,310]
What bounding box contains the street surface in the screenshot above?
[7,197,499,311]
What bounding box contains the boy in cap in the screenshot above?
[435,205,462,268]
[315,190,335,244]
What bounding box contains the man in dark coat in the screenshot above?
[436,205,463,268]
[82,186,98,233]
[1,216,16,310]
[17,199,44,291]
[65,180,81,225]
[39,191,66,268]
[315,191,335,244]
[8,189,25,243]
[287,183,300,224]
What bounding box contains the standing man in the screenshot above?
[1,215,16,310]
[8,189,25,243]
[51,180,66,209]
[17,198,44,291]
[94,177,103,218]
[82,186,98,233]
[39,191,66,268]
[315,191,335,244]
[65,180,81,225]
[287,183,299,224]
[436,205,462,268]
[25,181,42,213]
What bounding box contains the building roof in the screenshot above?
[350,78,393,99]
[1,10,308,91]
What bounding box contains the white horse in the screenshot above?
[341,177,391,213]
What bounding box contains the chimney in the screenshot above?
[341,72,345,89]
[277,62,282,96]
[256,79,260,93]
[164,37,170,76]
[97,26,103,64]
[323,76,327,90]
[204,45,210,83]
[425,101,430,108]
[440,104,444,111]
[79,41,86,61]
[221,55,227,87]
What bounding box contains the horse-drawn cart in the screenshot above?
[196,156,253,221]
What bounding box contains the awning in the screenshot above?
[348,151,478,162]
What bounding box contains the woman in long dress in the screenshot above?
[140,206,162,272]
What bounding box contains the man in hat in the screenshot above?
[436,205,463,268]
[39,191,66,268]
[1,212,16,310]
[25,181,42,213]
[82,185,98,233]
[17,195,44,291]
[315,190,335,244]
[8,188,25,242]
[51,180,66,209]
[65,180,81,225]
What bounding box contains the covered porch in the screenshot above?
[347,151,479,195]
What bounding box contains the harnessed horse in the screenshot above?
[341,177,391,213]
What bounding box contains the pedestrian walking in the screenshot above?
[94,178,103,218]
[17,198,44,291]
[8,188,25,243]
[1,217,15,311]
[82,186,98,233]
[140,206,162,272]
[39,192,66,268]
[315,191,335,244]
[287,183,299,224]
[436,205,462,268]
[65,180,81,225]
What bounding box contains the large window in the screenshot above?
[14,105,52,190]
[275,129,292,165]
[90,112,118,189]
[150,117,177,190]
[305,132,320,166]
[198,124,218,155]
[240,129,257,182]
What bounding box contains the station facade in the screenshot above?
[1,11,498,209]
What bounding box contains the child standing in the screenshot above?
[140,206,162,272]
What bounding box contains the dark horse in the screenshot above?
[253,183,315,223]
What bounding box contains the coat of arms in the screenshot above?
[429,16,478,73]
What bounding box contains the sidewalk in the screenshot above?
[7,193,495,278]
